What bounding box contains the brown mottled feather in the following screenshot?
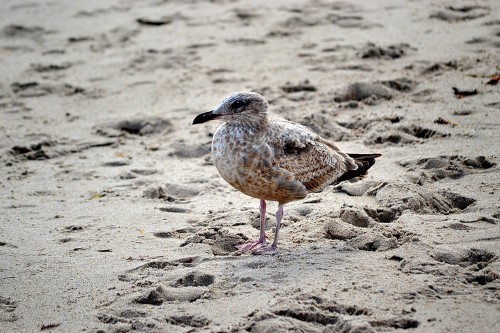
[269,119,358,193]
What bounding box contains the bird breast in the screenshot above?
[213,123,266,176]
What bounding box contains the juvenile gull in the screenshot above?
[193,92,380,255]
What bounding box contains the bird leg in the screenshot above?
[253,203,283,256]
[236,199,268,252]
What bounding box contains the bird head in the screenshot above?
[192,92,269,126]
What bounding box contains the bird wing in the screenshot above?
[267,119,358,192]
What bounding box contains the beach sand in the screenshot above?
[1,0,499,332]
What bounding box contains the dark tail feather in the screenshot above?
[337,153,381,183]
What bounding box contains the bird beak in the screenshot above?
[192,110,220,125]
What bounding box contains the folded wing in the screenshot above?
[268,120,359,193]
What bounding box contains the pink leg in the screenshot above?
[253,204,283,256]
[236,200,267,252]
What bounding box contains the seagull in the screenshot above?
[193,92,380,255]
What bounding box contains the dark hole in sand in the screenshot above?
[411,126,437,139]
[441,192,476,210]
[274,308,339,325]
[399,125,445,139]
[281,80,317,93]
[364,207,401,223]
[467,248,496,264]
[165,315,211,328]
[466,271,499,285]
[175,272,215,287]
[109,117,172,136]
[96,314,118,324]
[153,231,177,238]
[375,133,402,144]
[370,318,420,329]
[358,43,414,60]
[136,17,173,26]
[143,261,178,269]
[323,303,371,316]
[135,289,164,306]
[463,156,495,169]
[117,120,146,134]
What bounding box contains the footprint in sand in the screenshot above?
[399,155,496,183]
[95,116,173,137]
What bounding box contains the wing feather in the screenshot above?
[268,119,357,192]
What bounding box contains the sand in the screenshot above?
[0,0,499,332]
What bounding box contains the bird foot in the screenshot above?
[236,240,267,252]
[252,245,278,256]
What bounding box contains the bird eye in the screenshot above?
[231,99,246,110]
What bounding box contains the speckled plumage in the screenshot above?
[212,118,358,204]
[193,92,380,255]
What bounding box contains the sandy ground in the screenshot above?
[1,0,499,332]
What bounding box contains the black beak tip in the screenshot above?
[192,111,218,125]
